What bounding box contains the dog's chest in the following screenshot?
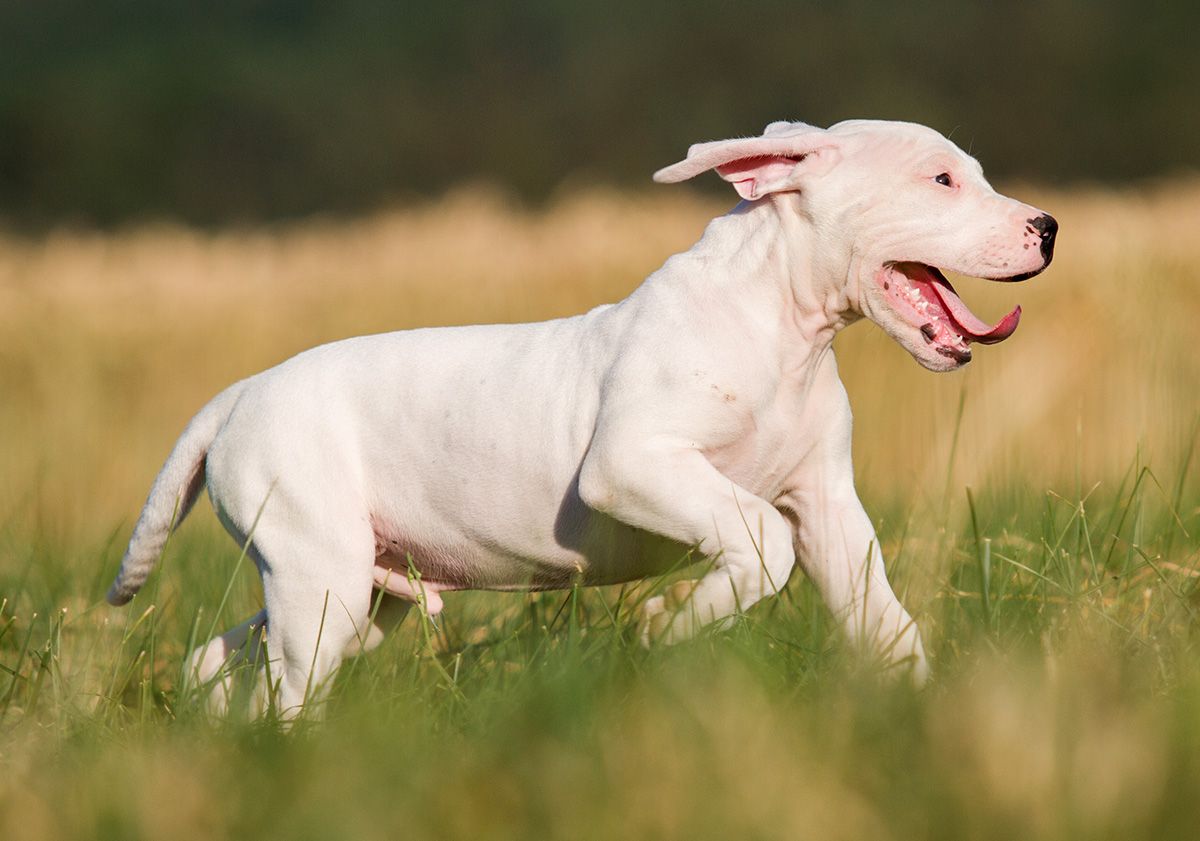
[703,381,828,501]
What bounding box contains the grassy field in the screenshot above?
[2,183,1199,840]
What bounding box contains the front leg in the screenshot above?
[777,361,929,683]
[579,442,795,644]
[785,480,929,683]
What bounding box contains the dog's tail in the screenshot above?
[106,380,247,606]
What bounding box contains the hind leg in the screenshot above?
[192,505,377,719]
[188,609,269,716]
[188,589,399,716]
[255,529,376,718]
[343,593,412,657]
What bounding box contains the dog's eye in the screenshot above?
[934,172,953,187]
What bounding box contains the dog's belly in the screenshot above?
[369,499,693,596]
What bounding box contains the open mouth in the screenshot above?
[879,262,1023,365]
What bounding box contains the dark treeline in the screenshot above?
[2,0,1197,227]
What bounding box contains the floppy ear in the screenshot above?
[652,122,841,200]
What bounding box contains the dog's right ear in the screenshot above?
[652,122,841,201]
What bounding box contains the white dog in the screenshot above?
[108,119,1057,715]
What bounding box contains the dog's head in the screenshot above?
[654,119,1057,371]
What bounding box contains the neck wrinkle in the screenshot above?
[648,193,854,382]
[773,194,849,346]
[702,195,848,376]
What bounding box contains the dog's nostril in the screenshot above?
[1028,214,1057,262]
[1029,214,1058,241]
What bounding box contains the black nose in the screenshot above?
[1029,214,1058,263]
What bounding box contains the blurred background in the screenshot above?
[1,0,1197,228]
[4,5,1200,840]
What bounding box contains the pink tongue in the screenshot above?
[929,283,1021,344]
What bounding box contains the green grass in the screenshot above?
[3,452,1199,841]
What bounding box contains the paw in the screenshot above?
[908,643,931,687]
[638,580,699,647]
[876,628,931,687]
[638,595,670,648]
